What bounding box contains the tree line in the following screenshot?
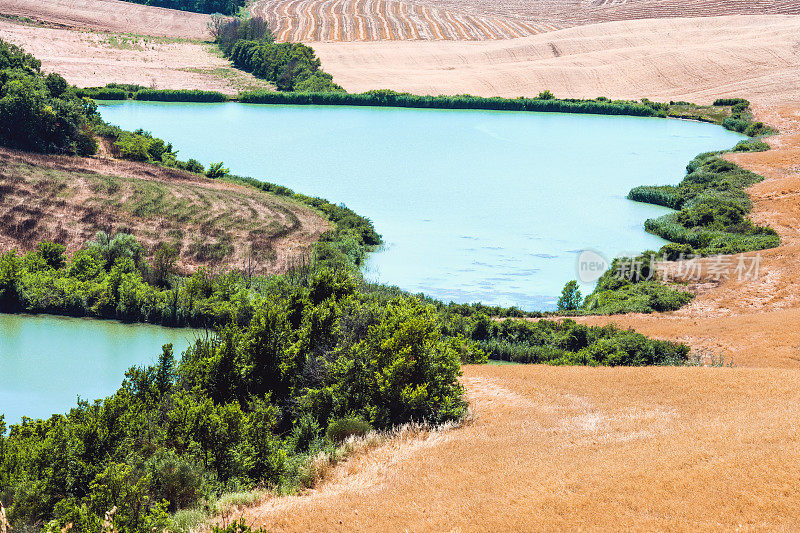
[117,0,247,15]
[211,16,344,92]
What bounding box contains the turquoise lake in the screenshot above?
[0,314,200,423]
[99,102,743,309]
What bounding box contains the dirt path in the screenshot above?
[242,365,800,530]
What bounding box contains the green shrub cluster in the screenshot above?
[0,40,97,155]
[0,264,468,530]
[587,126,780,315]
[462,315,688,365]
[133,89,228,102]
[325,418,372,443]
[93,121,205,172]
[630,153,778,256]
[77,83,148,100]
[714,98,772,136]
[75,86,128,100]
[239,89,668,117]
[212,17,343,92]
[732,139,770,152]
[79,86,228,103]
[117,0,247,15]
[713,98,750,107]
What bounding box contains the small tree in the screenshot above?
[151,242,178,287]
[206,162,229,179]
[557,280,582,311]
[36,241,66,269]
[538,89,555,100]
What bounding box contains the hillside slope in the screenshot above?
[0,0,212,39]
[310,15,800,104]
[0,147,329,274]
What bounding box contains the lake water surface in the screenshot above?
[0,314,200,423]
[99,102,744,310]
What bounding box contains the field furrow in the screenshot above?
[250,0,554,41]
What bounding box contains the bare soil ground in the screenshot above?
[310,15,800,103]
[251,0,560,41]
[0,18,272,93]
[242,365,800,531]
[0,147,329,275]
[0,0,211,39]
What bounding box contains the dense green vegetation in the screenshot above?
[0,234,693,529]
[0,259,468,530]
[577,98,778,315]
[581,252,695,315]
[629,152,778,257]
[239,89,669,116]
[117,0,247,15]
[0,40,97,155]
[464,314,689,365]
[77,86,229,102]
[132,89,228,102]
[212,16,343,92]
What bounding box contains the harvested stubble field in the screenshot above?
[250,0,800,43]
[310,15,800,102]
[241,365,800,531]
[0,147,329,274]
[250,0,559,42]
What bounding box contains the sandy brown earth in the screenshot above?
[252,0,800,43]
[0,18,272,93]
[0,0,211,39]
[0,147,329,275]
[311,15,800,103]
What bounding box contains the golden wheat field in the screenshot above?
[239,365,800,531]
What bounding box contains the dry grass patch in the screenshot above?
[0,147,329,274]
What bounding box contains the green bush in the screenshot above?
[713,98,749,107]
[132,89,228,103]
[733,139,770,152]
[75,87,128,100]
[0,40,97,155]
[117,0,248,15]
[325,418,372,443]
[475,318,689,364]
[215,17,343,92]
